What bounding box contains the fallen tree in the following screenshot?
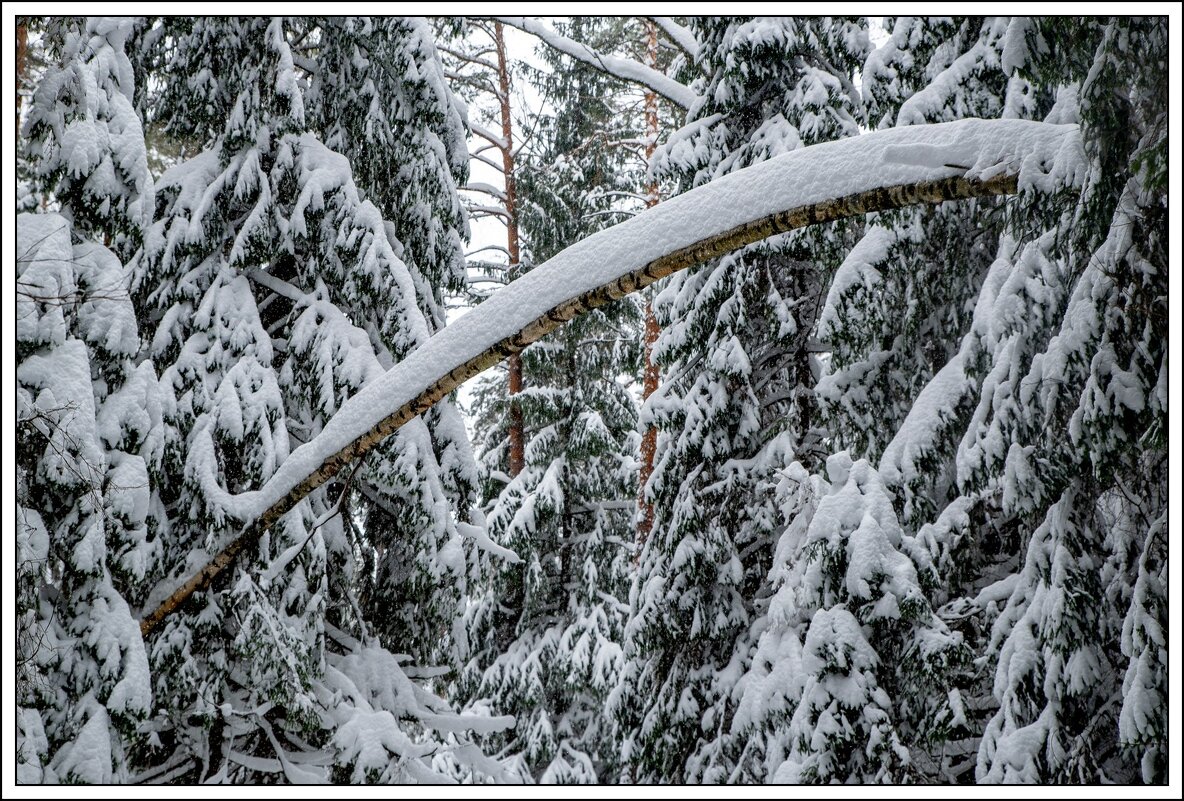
[139,118,1082,637]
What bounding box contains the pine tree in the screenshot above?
[459,18,644,782]
[437,18,533,479]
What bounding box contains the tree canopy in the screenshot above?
[14,14,1170,787]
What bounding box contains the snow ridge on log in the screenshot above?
[139,119,1080,637]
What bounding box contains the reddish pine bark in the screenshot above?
[494,21,526,478]
[637,20,661,554]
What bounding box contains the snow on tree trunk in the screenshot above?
[138,118,1071,645]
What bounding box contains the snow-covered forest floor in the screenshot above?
[7,13,1181,790]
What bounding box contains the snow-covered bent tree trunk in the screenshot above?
[139,118,1082,638]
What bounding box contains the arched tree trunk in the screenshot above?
[139,119,1076,637]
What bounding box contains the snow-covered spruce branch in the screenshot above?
[647,17,699,61]
[492,16,697,109]
[137,119,1080,638]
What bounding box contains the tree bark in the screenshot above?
[637,19,661,556]
[494,21,526,478]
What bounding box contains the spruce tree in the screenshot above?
[770,454,966,782]
[15,14,1169,787]
[971,18,1168,782]
[813,15,1168,783]
[300,14,482,671]
[824,17,1019,520]
[306,16,470,327]
[124,16,501,781]
[17,214,157,783]
[23,17,154,259]
[616,17,869,783]
[17,17,161,783]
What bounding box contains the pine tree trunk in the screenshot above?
[494,20,526,478]
[637,20,661,555]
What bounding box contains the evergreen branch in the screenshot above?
[492,16,697,109]
[469,122,509,151]
[509,77,556,161]
[438,43,499,73]
[445,69,502,99]
[468,150,505,173]
[464,204,511,220]
[466,244,513,259]
[645,17,700,62]
[462,182,508,201]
